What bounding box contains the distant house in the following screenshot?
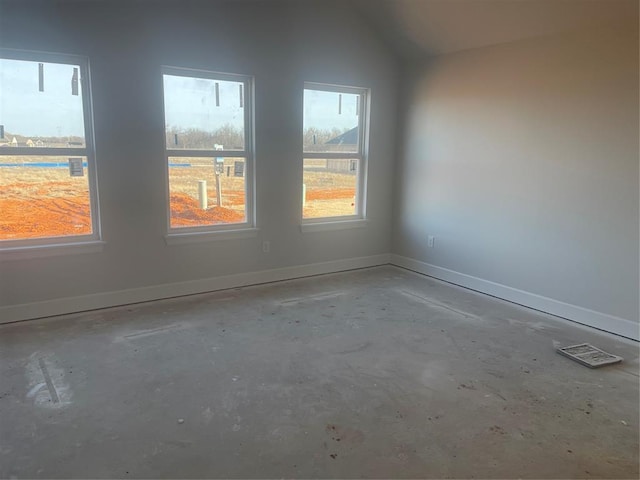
[11,136,18,146]
[325,126,358,146]
[324,127,359,173]
[26,139,35,147]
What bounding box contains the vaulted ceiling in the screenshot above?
[351,0,638,59]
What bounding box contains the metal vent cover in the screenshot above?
[557,343,623,368]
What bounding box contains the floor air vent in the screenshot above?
[557,343,623,368]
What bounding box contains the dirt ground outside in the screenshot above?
[0,156,357,240]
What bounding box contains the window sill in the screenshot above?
[165,228,260,245]
[0,240,105,261]
[300,219,368,233]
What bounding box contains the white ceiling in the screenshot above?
[352,0,638,58]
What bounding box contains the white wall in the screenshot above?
[393,25,639,338]
[0,0,398,318]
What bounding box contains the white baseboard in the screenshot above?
[4,252,637,341]
[390,254,639,341]
[0,254,391,324]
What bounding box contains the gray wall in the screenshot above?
[393,25,639,326]
[0,0,398,309]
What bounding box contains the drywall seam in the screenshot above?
[390,254,639,341]
[0,254,391,324]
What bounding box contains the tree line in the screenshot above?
[0,131,84,146]
[303,126,352,148]
[166,124,244,149]
[165,124,352,150]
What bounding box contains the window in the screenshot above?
[0,50,100,247]
[162,67,254,235]
[302,83,369,222]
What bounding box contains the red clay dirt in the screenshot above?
[0,188,354,240]
[0,193,244,240]
[306,188,354,201]
[214,188,355,205]
[0,197,92,240]
[169,193,245,226]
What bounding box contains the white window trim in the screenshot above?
[300,219,368,233]
[0,241,105,262]
[0,49,102,253]
[164,227,259,246]
[301,82,370,227]
[161,66,255,241]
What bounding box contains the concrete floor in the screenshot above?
[1,265,638,479]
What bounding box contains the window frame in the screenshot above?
[302,82,370,225]
[161,66,255,238]
[0,48,101,250]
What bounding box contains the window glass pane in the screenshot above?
[303,158,357,218]
[0,58,86,147]
[303,89,360,153]
[168,156,246,228]
[163,74,245,151]
[0,155,92,240]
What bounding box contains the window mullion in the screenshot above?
[0,147,89,157]
[166,149,247,158]
[303,152,360,159]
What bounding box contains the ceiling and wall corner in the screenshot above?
[351,0,638,59]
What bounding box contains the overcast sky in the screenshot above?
[163,74,244,133]
[303,88,359,133]
[164,76,360,134]
[0,58,85,138]
[0,59,359,139]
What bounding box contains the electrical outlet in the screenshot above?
[427,235,435,248]
[262,241,270,253]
